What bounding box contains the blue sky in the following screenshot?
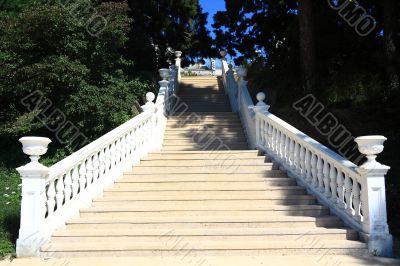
[200,0,226,38]
[199,1,226,67]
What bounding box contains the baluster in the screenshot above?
[78,160,87,192]
[55,175,64,210]
[105,145,111,173]
[329,165,338,203]
[317,156,324,193]
[294,143,300,174]
[276,130,281,157]
[64,170,72,203]
[131,129,138,162]
[352,178,362,221]
[86,156,93,186]
[267,124,273,150]
[271,127,276,154]
[115,138,121,164]
[284,135,290,164]
[323,159,331,197]
[46,180,56,216]
[344,172,353,215]
[299,146,305,177]
[99,148,106,178]
[110,142,116,168]
[126,131,133,160]
[279,132,285,160]
[261,120,267,148]
[336,169,345,209]
[311,153,318,187]
[305,149,312,183]
[120,134,127,162]
[92,152,100,181]
[72,166,80,197]
[289,139,295,168]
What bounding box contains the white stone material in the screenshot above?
[220,50,227,60]
[219,59,393,257]
[16,54,182,257]
[16,137,51,257]
[175,51,182,83]
[355,136,392,257]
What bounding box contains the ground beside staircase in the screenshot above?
[41,76,369,257]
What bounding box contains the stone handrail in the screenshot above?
[220,52,393,257]
[15,53,182,257]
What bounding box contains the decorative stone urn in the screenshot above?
[159,68,170,81]
[175,51,182,58]
[19,137,51,163]
[355,136,387,166]
[220,50,227,59]
[236,66,247,79]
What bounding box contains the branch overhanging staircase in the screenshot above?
[15,51,393,258]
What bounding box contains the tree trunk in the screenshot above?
[382,0,399,97]
[298,0,317,93]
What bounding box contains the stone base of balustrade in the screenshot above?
[359,232,393,257]
[259,147,394,258]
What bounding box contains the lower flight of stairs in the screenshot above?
[41,77,368,257]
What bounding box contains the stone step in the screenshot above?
[162,139,248,145]
[91,197,317,207]
[165,123,243,128]
[119,174,287,182]
[167,119,241,124]
[113,179,297,189]
[185,108,231,112]
[41,240,367,257]
[79,206,330,218]
[169,113,238,117]
[138,159,270,167]
[103,187,308,196]
[161,146,249,151]
[66,216,344,230]
[143,153,264,160]
[127,166,273,174]
[111,180,295,190]
[50,228,358,243]
[163,133,246,139]
[148,150,260,154]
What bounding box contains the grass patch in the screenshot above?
[0,168,21,259]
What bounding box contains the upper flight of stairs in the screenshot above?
[41,76,368,257]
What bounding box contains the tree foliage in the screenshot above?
[125,0,216,71]
[213,0,400,108]
[0,0,152,143]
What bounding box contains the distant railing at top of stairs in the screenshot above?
[15,51,184,257]
[219,51,393,257]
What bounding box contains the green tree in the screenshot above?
[125,0,215,71]
[0,0,152,144]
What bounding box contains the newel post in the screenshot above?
[355,136,393,257]
[253,92,270,149]
[16,137,51,257]
[236,66,248,112]
[175,51,182,84]
[226,64,237,111]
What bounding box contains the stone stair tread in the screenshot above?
[116,176,288,183]
[94,195,315,202]
[80,205,328,213]
[42,240,366,252]
[53,227,353,237]
[67,215,340,224]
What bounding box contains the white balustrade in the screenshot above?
[16,58,181,257]
[219,55,393,257]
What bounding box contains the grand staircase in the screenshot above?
[41,76,368,257]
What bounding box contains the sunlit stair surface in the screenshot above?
[41,76,368,257]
